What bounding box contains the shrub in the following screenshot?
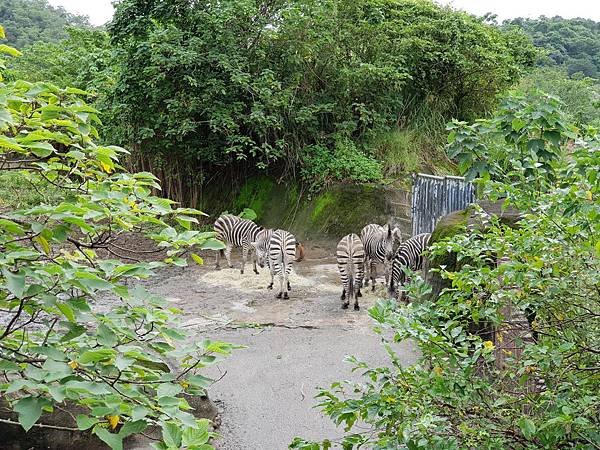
[0,33,231,450]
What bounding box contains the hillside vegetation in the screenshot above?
[0,0,89,48]
[505,16,600,78]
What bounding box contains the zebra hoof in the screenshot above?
[287,282,291,291]
[240,269,244,274]
[276,292,282,299]
[354,304,360,311]
[357,290,362,298]
[342,303,349,309]
[215,266,221,271]
[254,269,259,275]
[267,283,273,290]
[283,292,289,300]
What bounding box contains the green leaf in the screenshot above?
[57,302,75,322]
[24,142,56,158]
[182,419,210,446]
[162,421,182,448]
[3,269,26,298]
[0,219,24,235]
[518,417,536,440]
[13,397,46,431]
[94,426,123,450]
[79,349,116,364]
[0,44,22,57]
[199,238,226,251]
[119,419,147,438]
[157,383,183,398]
[76,414,99,430]
[191,253,204,265]
[97,323,118,347]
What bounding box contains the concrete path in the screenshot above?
[135,245,418,449]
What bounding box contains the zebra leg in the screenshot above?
[362,257,370,287]
[240,245,248,274]
[341,288,349,309]
[215,249,221,270]
[252,249,259,275]
[370,261,377,291]
[283,271,290,300]
[267,265,274,289]
[353,290,360,311]
[224,243,233,269]
[276,275,283,299]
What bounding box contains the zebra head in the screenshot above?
[250,228,273,268]
[383,224,395,261]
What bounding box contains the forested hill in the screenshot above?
[505,17,600,78]
[0,0,89,48]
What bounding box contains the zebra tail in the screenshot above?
[295,242,305,262]
[347,258,355,300]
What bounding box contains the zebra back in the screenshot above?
[337,233,364,299]
[214,214,262,248]
[390,233,431,294]
[361,223,394,263]
[269,229,297,275]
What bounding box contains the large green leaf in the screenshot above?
[2,269,26,298]
[13,397,47,431]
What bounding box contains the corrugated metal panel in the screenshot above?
[411,173,475,236]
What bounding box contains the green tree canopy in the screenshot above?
[505,16,600,78]
[106,0,535,201]
[0,0,90,48]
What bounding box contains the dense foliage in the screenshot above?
[0,0,90,48]
[292,93,600,448]
[519,67,600,127]
[506,16,600,78]
[0,33,231,449]
[106,0,534,199]
[5,27,114,94]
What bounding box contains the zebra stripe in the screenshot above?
[268,229,297,299]
[336,233,364,310]
[389,233,431,298]
[213,214,263,274]
[250,228,274,269]
[361,224,401,290]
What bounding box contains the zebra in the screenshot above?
[361,223,402,290]
[267,229,304,299]
[389,233,431,300]
[250,229,305,292]
[213,214,264,274]
[336,233,365,310]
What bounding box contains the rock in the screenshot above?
[425,199,522,299]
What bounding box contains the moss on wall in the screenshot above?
[202,175,409,243]
[232,176,275,221]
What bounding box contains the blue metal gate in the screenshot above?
[411,173,475,236]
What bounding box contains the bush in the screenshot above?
[301,138,382,191]
[0,34,231,450]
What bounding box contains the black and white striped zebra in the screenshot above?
[336,233,365,310]
[361,223,401,290]
[251,229,304,292]
[268,229,302,299]
[213,214,264,274]
[389,233,431,299]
